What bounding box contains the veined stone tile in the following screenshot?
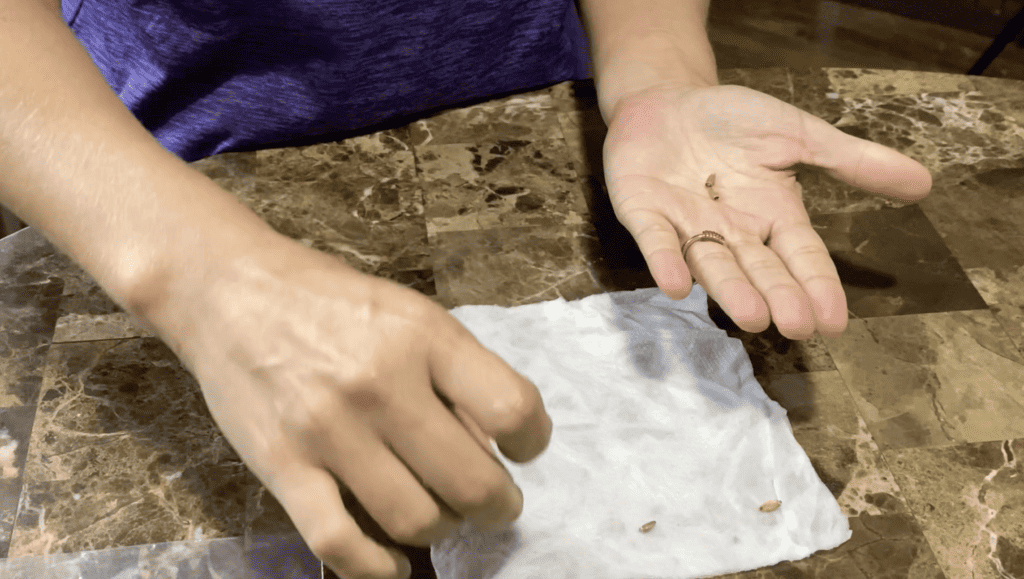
[823,310,1024,452]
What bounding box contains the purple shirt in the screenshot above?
[63,0,593,162]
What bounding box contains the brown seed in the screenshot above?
[705,174,720,201]
[759,500,782,513]
[639,520,656,533]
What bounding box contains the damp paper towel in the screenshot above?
[432,285,851,579]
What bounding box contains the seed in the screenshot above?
[759,500,782,513]
[705,174,720,200]
[639,520,656,533]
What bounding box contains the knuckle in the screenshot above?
[340,378,395,414]
[633,218,670,239]
[744,257,777,275]
[488,389,542,435]
[281,389,336,436]
[306,523,357,564]
[387,506,444,544]
[455,469,507,508]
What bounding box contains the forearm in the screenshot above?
[575,0,717,123]
[0,0,281,322]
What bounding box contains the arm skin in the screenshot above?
[575,0,717,124]
[0,0,286,327]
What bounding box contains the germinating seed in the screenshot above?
[759,500,782,513]
[639,521,656,533]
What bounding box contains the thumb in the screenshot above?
[798,112,933,200]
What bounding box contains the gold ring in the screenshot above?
[682,230,726,263]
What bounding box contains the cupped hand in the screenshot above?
[603,82,933,339]
[153,241,552,579]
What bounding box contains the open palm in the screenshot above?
[602,83,932,339]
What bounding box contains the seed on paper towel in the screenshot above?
[759,500,782,513]
[639,521,656,533]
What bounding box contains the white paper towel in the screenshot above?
[432,285,851,579]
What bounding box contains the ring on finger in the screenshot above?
[682,230,727,264]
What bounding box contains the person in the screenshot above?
[0,0,932,577]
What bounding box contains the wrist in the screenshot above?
[120,172,290,336]
[595,34,718,125]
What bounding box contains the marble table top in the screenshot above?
[1,67,1023,579]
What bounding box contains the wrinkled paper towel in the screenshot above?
[432,285,851,579]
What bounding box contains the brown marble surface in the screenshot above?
[1,68,1023,579]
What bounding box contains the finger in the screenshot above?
[451,404,500,459]
[321,426,462,548]
[728,234,817,340]
[384,387,525,531]
[615,205,694,300]
[684,237,771,333]
[429,319,552,464]
[798,112,932,200]
[271,464,411,579]
[768,222,848,337]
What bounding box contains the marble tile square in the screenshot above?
[970,75,1024,131]
[919,159,1024,272]
[0,404,34,484]
[8,476,245,557]
[0,228,66,288]
[966,265,1024,355]
[389,269,437,298]
[14,338,248,554]
[0,536,322,579]
[408,96,564,147]
[0,478,17,559]
[823,310,1024,452]
[835,89,1024,178]
[189,151,261,199]
[826,69,976,98]
[234,139,430,276]
[789,68,848,128]
[0,406,33,560]
[254,132,416,181]
[430,225,604,308]
[0,226,152,344]
[719,67,796,104]
[814,205,988,317]
[709,513,946,579]
[556,108,607,180]
[419,139,587,235]
[0,281,62,407]
[468,84,561,113]
[883,439,1024,579]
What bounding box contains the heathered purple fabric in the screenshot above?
[62,0,593,161]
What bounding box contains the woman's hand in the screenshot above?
[603,82,932,339]
[150,240,552,579]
